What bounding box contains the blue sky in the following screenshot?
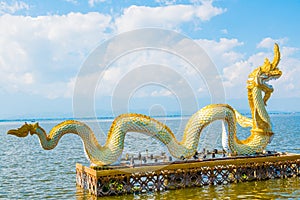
[0,0,300,119]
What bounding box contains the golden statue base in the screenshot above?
[76,153,300,197]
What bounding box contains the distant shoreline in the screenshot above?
[0,114,187,123]
[1,111,299,123]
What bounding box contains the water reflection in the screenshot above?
[75,177,300,199]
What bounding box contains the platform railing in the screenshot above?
[76,153,300,196]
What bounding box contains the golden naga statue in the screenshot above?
[8,44,282,166]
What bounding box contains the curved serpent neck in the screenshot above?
[246,43,281,134]
[33,121,104,152]
[248,87,272,132]
[247,83,272,133]
[229,95,273,154]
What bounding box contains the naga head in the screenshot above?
[7,122,39,137]
[248,43,282,105]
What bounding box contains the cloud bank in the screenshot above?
[0,0,299,116]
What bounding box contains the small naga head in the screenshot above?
[248,43,282,104]
[7,122,39,137]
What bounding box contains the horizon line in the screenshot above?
[1,111,299,123]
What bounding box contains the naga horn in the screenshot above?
[271,43,280,69]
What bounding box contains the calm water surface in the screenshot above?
[0,114,299,199]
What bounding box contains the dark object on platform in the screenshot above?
[193,151,199,159]
[142,157,147,163]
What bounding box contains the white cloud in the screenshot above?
[222,60,250,98]
[222,38,300,99]
[0,1,226,103]
[0,1,29,14]
[64,0,78,5]
[273,54,300,98]
[95,50,194,97]
[196,38,244,68]
[151,89,172,97]
[281,46,299,57]
[185,36,300,100]
[221,29,228,34]
[194,0,226,21]
[1,3,298,108]
[89,35,236,102]
[115,2,225,32]
[22,72,34,84]
[155,0,177,5]
[88,0,106,7]
[257,37,288,49]
[0,12,112,98]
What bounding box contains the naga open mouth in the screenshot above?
[261,73,281,90]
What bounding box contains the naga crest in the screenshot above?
[248,43,282,104]
[7,122,40,137]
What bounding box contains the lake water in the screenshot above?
[0,114,299,199]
